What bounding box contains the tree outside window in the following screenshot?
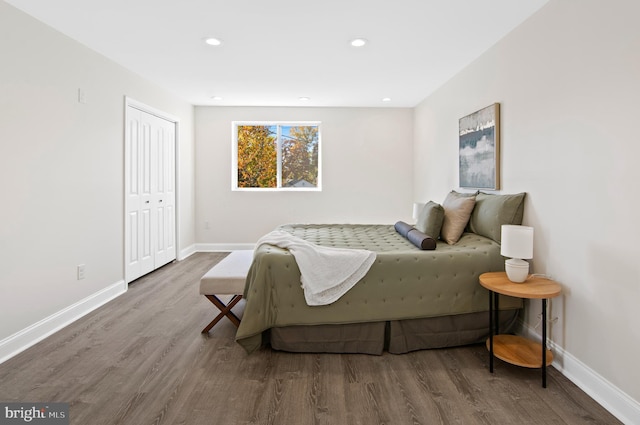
[233,122,321,190]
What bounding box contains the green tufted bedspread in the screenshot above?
[236,224,522,353]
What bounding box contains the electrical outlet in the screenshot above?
[205,221,210,230]
[77,264,86,280]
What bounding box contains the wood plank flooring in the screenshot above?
[0,253,621,425]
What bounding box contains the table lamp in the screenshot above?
[412,202,425,221]
[500,225,533,283]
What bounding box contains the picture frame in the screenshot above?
[458,103,500,190]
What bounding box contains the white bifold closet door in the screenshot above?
[125,105,176,283]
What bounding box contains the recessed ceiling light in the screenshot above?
[382,97,392,102]
[350,38,367,47]
[204,37,222,46]
[299,97,311,101]
[211,96,223,101]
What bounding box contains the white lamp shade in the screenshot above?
[500,225,533,259]
[412,202,425,220]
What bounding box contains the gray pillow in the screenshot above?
[394,221,414,237]
[415,201,444,239]
[406,229,436,250]
[468,192,526,243]
[440,191,476,244]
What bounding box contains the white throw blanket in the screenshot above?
[255,230,377,306]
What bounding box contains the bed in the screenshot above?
[235,191,527,355]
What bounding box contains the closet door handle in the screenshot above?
[145,200,150,204]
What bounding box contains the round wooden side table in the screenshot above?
[479,271,562,388]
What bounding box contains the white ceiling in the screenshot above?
[6,0,550,107]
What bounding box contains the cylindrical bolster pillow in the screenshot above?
[394,221,414,237]
[407,229,437,250]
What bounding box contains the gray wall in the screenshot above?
[0,2,195,344]
[413,0,640,418]
[194,106,414,247]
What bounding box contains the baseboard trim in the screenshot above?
[195,243,255,252]
[178,244,197,260]
[521,321,639,425]
[0,280,126,365]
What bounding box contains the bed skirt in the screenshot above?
[268,309,519,355]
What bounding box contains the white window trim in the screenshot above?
[232,121,322,191]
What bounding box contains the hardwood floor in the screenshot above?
[0,253,621,425]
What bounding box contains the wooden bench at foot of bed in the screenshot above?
[199,250,252,334]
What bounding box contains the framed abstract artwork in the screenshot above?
[458,103,500,190]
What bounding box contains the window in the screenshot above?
[232,122,321,190]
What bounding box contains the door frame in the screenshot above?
[124,96,180,284]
